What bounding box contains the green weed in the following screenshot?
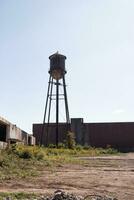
[0,192,38,200]
[0,144,119,181]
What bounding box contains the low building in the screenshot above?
[0,116,35,147]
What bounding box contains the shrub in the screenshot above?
[75,145,83,151]
[0,158,5,167]
[33,151,44,160]
[8,144,45,160]
[66,131,76,149]
[48,144,56,148]
[83,145,91,150]
[19,149,33,159]
[58,143,65,149]
[106,147,118,154]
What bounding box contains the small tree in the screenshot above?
[66,131,75,149]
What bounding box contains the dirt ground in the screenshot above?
[0,153,134,200]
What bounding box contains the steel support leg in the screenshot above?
[41,75,52,145]
[56,79,59,147]
[46,78,53,146]
[63,75,70,124]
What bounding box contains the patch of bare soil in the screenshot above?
[0,153,134,200]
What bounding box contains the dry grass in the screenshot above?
[0,144,118,182]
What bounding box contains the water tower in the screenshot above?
[41,52,70,146]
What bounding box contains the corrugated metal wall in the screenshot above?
[84,122,134,149]
[33,123,70,145]
[33,121,134,149]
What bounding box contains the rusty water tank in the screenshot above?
[49,52,66,80]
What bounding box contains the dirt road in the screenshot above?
[0,153,134,200]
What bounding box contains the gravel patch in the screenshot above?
[4,190,118,200]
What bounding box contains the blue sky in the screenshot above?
[0,0,134,132]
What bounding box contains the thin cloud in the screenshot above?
[112,109,125,115]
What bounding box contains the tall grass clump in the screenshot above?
[8,144,45,160]
[66,131,76,149]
